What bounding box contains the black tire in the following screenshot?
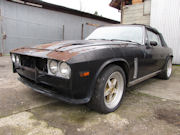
[87,65,126,114]
[158,58,172,80]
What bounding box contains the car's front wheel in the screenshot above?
[88,65,126,113]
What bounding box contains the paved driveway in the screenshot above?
[0,56,179,135]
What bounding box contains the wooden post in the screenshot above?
[121,0,124,24]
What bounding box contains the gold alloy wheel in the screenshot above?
[104,71,124,109]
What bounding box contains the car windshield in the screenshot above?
[86,26,143,44]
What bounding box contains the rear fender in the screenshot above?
[162,54,173,71]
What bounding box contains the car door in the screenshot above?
[144,29,165,74]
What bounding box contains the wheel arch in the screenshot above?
[162,54,173,71]
[167,54,173,64]
[89,58,130,100]
[170,55,173,59]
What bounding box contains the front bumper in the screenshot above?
[18,76,89,104]
[11,54,93,104]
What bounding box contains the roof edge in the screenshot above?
[109,0,122,10]
[7,0,120,24]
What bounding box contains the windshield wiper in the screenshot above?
[110,39,142,45]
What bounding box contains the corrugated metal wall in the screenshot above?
[150,0,180,64]
[0,0,110,53]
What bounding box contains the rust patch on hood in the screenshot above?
[11,40,113,61]
[11,48,32,53]
[47,51,78,61]
[11,46,79,62]
[11,47,45,53]
[35,41,61,49]
[11,41,61,53]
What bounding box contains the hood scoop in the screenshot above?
[71,43,83,45]
[71,42,91,45]
[55,41,92,50]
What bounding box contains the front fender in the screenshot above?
[88,58,130,100]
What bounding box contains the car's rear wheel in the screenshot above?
[88,65,126,113]
[158,58,172,80]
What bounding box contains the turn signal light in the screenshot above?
[80,72,90,77]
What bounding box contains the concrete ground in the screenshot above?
[0,56,180,135]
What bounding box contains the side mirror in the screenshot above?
[150,41,158,46]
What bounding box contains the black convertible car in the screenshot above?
[10,24,173,113]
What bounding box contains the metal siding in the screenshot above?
[82,17,100,39]
[83,24,97,39]
[150,0,180,64]
[0,0,110,53]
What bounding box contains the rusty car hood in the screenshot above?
[11,40,128,61]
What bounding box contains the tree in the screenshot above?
[94,11,98,15]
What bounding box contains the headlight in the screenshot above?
[49,60,58,74]
[11,54,16,63]
[59,62,71,79]
[16,55,20,64]
[47,60,71,79]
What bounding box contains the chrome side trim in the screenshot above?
[133,58,138,79]
[128,70,162,87]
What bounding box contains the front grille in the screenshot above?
[36,58,48,72]
[20,55,48,72]
[21,55,35,68]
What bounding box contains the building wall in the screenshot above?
[150,0,180,64]
[0,0,111,53]
[122,0,151,25]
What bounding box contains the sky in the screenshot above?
[42,0,120,21]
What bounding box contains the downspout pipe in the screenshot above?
[120,0,124,24]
